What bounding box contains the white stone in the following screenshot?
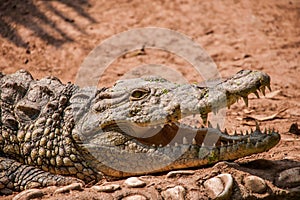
[91,184,120,193]
[124,177,146,188]
[244,175,267,194]
[161,186,185,200]
[204,173,233,200]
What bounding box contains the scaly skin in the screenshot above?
[0,69,280,193]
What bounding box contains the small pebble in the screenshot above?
[13,189,44,200]
[123,194,147,200]
[161,186,185,200]
[204,173,233,200]
[244,175,267,194]
[166,170,195,178]
[54,183,83,194]
[124,177,146,188]
[92,184,120,193]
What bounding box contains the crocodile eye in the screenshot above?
[130,88,150,100]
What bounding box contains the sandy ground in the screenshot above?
[0,0,299,199]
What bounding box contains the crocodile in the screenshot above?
[0,69,280,193]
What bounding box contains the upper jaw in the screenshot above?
[96,70,271,131]
[122,70,273,134]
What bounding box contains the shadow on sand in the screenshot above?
[0,0,96,48]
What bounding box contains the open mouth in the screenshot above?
[128,120,279,150]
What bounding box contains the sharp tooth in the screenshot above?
[154,125,157,129]
[208,121,213,128]
[233,140,236,144]
[166,144,170,147]
[255,121,261,132]
[152,144,156,148]
[254,91,260,98]
[267,84,272,92]
[247,138,251,143]
[264,127,267,134]
[270,128,275,134]
[159,144,163,148]
[224,128,228,135]
[217,123,221,131]
[260,86,266,96]
[201,114,208,124]
[183,137,188,145]
[255,141,262,148]
[246,130,249,135]
[227,141,231,146]
[240,130,244,135]
[242,96,249,107]
[234,130,238,135]
[160,124,164,128]
[221,142,224,147]
[213,109,217,115]
[201,142,205,147]
[213,107,220,115]
[192,138,197,145]
[250,128,254,133]
[174,142,178,147]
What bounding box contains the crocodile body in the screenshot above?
[0,69,280,193]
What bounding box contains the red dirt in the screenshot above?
[0,0,299,199]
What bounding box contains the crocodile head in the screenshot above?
[72,70,280,177]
